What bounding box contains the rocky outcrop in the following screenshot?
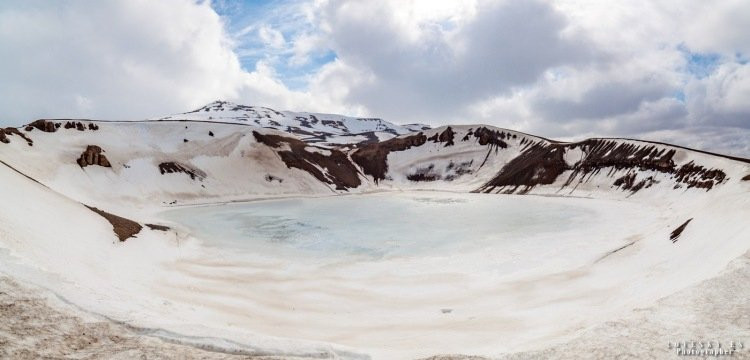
[351,132,427,183]
[85,206,142,242]
[471,127,511,148]
[253,131,361,190]
[479,139,731,194]
[478,143,567,194]
[427,127,455,147]
[0,128,33,146]
[564,140,726,192]
[77,146,111,168]
[26,120,59,133]
[743,174,750,181]
[63,121,97,131]
[158,162,206,181]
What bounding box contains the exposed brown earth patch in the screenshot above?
[670,218,693,243]
[351,132,427,183]
[158,162,206,181]
[0,128,33,146]
[478,143,567,194]
[85,206,142,242]
[743,174,750,181]
[77,146,111,168]
[253,131,361,190]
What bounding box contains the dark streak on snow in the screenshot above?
[670,219,693,243]
[158,162,206,181]
[595,241,636,263]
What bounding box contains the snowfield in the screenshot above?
[0,103,749,359]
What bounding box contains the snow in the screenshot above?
[151,191,748,359]
[0,116,748,359]
[153,100,426,144]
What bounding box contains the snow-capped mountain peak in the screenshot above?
[155,100,430,145]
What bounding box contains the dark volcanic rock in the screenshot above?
[253,131,361,190]
[77,146,111,168]
[479,138,729,194]
[674,161,725,190]
[613,172,637,190]
[670,218,693,243]
[613,172,657,193]
[568,139,675,177]
[351,133,427,183]
[158,162,206,181]
[473,127,509,149]
[27,120,58,133]
[63,121,92,131]
[0,128,33,146]
[85,206,142,242]
[145,224,170,231]
[477,143,567,194]
[427,127,455,147]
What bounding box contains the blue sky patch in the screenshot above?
[678,44,721,79]
[211,0,336,90]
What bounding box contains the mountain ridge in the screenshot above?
[1,103,749,359]
[1,113,747,208]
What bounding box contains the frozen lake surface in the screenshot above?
[153,192,668,358]
[162,192,597,261]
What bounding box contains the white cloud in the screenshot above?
[0,0,749,157]
[686,62,750,126]
[258,26,286,49]
[0,0,247,123]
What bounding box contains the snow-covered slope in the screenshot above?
[155,100,430,145]
[0,108,749,359]
[4,119,746,210]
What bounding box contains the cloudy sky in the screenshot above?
[1,0,749,156]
